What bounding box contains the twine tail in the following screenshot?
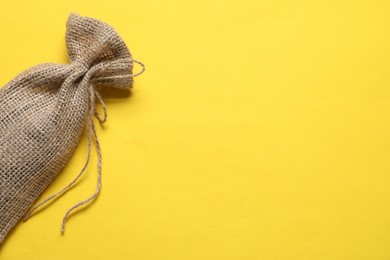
[61,88,104,234]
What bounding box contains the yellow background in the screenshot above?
[1,0,390,259]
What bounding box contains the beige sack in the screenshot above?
[0,13,143,245]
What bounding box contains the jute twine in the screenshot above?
[0,13,144,245]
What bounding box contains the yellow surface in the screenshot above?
[1,0,390,259]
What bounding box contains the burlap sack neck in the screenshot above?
[0,13,143,245]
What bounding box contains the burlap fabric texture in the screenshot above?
[0,13,144,245]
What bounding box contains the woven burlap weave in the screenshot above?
[0,14,143,245]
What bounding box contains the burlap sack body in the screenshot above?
[0,14,135,244]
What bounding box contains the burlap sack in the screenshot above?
[0,13,143,245]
